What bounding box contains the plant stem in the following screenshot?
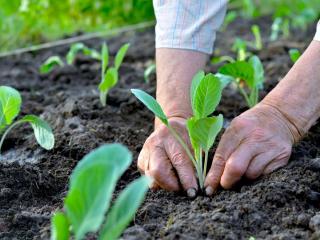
[203,150,209,181]
[0,121,22,154]
[100,91,107,107]
[167,125,203,187]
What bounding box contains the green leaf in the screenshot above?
[144,64,156,83]
[0,86,21,130]
[192,74,222,119]
[66,43,86,65]
[131,89,168,125]
[114,43,130,70]
[248,55,264,88]
[51,212,70,240]
[289,49,301,63]
[214,73,234,89]
[40,56,64,74]
[99,67,118,92]
[186,117,201,158]
[65,144,132,240]
[82,47,101,60]
[187,115,223,151]
[99,176,150,240]
[219,61,255,89]
[190,71,205,108]
[20,115,55,150]
[102,42,109,74]
[251,25,262,50]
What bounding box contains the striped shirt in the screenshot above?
[153,0,320,54]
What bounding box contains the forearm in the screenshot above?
[155,48,207,128]
[261,40,320,141]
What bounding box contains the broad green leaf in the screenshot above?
[66,43,86,65]
[99,67,118,92]
[186,117,201,158]
[131,89,168,125]
[102,43,109,74]
[187,115,223,151]
[214,73,234,89]
[219,61,255,89]
[248,55,264,88]
[144,64,156,83]
[65,144,132,240]
[114,43,130,70]
[192,74,222,119]
[20,115,55,150]
[99,176,150,240]
[40,56,64,74]
[289,49,301,63]
[0,86,21,129]
[51,212,70,240]
[190,71,205,107]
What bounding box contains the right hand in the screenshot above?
[138,117,198,197]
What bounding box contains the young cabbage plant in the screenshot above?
[51,144,150,240]
[98,42,130,106]
[0,86,55,153]
[218,55,264,108]
[289,49,301,63]
[66,42,101,65]
[40,56,64,74]
[131,72,223,190]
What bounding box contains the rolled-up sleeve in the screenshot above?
[314,21,320,41]
[153,0,227,54]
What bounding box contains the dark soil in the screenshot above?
[1,17,320,240]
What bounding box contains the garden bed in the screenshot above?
[1,18,320,239]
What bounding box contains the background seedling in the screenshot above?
[144,63,156,83]
[289,49,301,63]
[0,86,55,153]
[132,72,223,190]
[218,55,264,108]
[40,56,64,74]
[66,42,101,65]
[51,143,150,240]
[98,42,130,106]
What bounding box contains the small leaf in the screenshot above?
[214,73,234,89]
[192,74,222,119]
[99,176,150,240]
[99,68,118,92]
[289,49,301,63]
[114,43,130,70]
[0,86,21,130]
[248,55,264,88]
[190,71,205,108]
[66,43,86,65]
[40,56,64,74]
[82,47,101,60]
[187,115,223,151]
[102,43,109,74]
[144,64,156,83]
[131,89,168,125]
[51,212,70,240]
[219,61,255,89]
[20,115,55,150]
[65,144,132,240]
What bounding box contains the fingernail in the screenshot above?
[187,188,197,199]
[205,186,214,196]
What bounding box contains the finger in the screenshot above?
[146,146,180,191]
[149,180,161,190]
[245,151,277,179]
[165,146,198,196]
[220,142,257,189]
[137,146,149,174]
[204,125,244,195]
[263,157,289,175]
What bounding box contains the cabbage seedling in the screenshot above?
[0,86,55,153]
[40,56,64,74]
[218,55,264,108]
[98,42,130,106]
[66,42,101,65]
[289,49,301,63]
[144,63,156,83]
[131,72,223,190]
[51,144,150,240]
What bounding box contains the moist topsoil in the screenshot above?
[1,18,320,240]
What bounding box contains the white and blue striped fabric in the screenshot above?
[153,0,320,54]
